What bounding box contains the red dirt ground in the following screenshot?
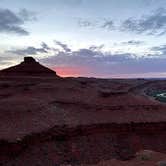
[0,57,166,165]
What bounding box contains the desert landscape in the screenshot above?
[0,57,166,165]
[1,0,166,165]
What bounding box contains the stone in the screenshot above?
[24,57,36,63]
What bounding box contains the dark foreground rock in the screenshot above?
[0,58,166,165]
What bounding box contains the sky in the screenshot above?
[1,0,166,78]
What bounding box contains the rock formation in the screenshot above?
[0,57,58,77]
[0,60,166,165]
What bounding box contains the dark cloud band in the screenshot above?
[0,8,36,35]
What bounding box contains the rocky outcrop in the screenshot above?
[1,122,166,165]
[0,57,58,77]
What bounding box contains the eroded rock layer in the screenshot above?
[0,59,166,165]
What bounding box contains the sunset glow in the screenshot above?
[53,66,89,77]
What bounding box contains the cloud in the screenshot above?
[151,44,166,55]
[78,19,97,28]
[6,40,166,77]
[101,20,114,30]
[41,42,51,50]
[121,8,166,35]
[0,56,17,69]
[78,18,114,30]
[89,44,104,51]
[7,43,51,55]
[78,8,166,36]
[121,40,145,45]
[38,41,166,77]
[39,42,136,76]
[18,8,37,22]
[0,8,36,35]
[7,40,71,56]
[54,40,71,52]
[41,48,166,77]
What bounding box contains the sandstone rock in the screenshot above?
[0,57,58,77]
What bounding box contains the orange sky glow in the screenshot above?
[53,66,90,77]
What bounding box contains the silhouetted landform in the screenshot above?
[0,57,58,77]
[0,58,166,165]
